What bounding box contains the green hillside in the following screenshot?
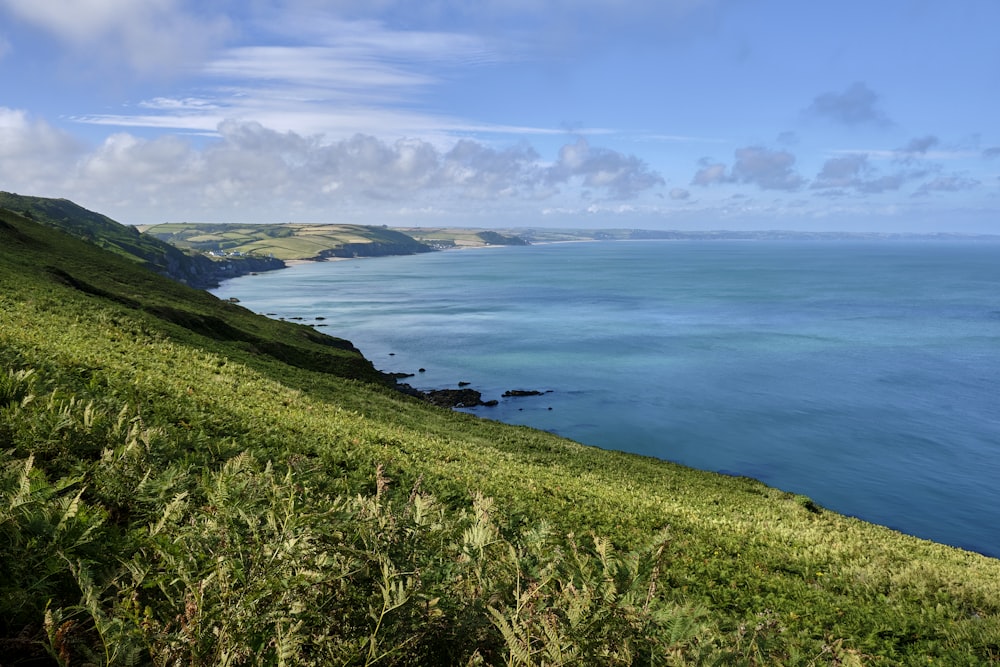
[144,222,433,261]
[0,193,283,288]
[2,202,1000,665]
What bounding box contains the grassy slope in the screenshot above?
[0,192,254,289]
[2,208,1000,664]
[0,192,173,267]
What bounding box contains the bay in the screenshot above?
[212,240,1000,556]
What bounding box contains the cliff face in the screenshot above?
[314,239,434,260]
[476,230,529,246]
[163,252,285,289]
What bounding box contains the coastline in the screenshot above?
[211,248,551,412]
[240,242,524,275]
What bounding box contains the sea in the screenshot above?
[212,239,1000,557]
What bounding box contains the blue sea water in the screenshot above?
[213,240,1000,557]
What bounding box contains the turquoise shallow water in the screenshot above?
[213,240,1000,556]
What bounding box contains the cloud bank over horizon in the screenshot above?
[0,0,997,230]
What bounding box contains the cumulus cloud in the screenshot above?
[0,107,83,190]
[669,188,690,200]
[441,140,541,198]
[982,147,1000,159]
[812,154,870,189]
[806,82,891,126]
[691,147,804,191]
[544,137,664,199]
[691,161,729,186]
[812,153,931,194]
[1,110,661,221]
[0,0,230,74]
[811,136,974,198]
[730,146,804,191]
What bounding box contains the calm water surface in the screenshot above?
[213,240,1000,556]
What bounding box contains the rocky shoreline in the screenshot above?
[393,380,551,409]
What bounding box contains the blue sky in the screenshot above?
[1,0,998,231]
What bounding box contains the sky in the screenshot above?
[1,0,999,231]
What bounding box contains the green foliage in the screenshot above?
[0,455,106,657]
[3,440,700,664]
[3,201,1000,664]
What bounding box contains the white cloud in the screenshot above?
[0,108,82,191]
[545,137,664,199]
[205,45,436,93]
[0,0,230,74]
[68,18,567,142]
[441,140,541,198]
[259,14,506,66]
[0,110,661,222]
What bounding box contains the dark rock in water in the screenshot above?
[482,399,498,407]
[422,388,486,408]
[393,383,498,409]
[388,372,415,379]
[503,389,550,397]
[458,381,471,387]
[418,368,426,373]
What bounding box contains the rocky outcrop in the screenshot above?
[422,388,490,408]
[393,383,552,409]
[394,384,499,408]
[166,253,285,289]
